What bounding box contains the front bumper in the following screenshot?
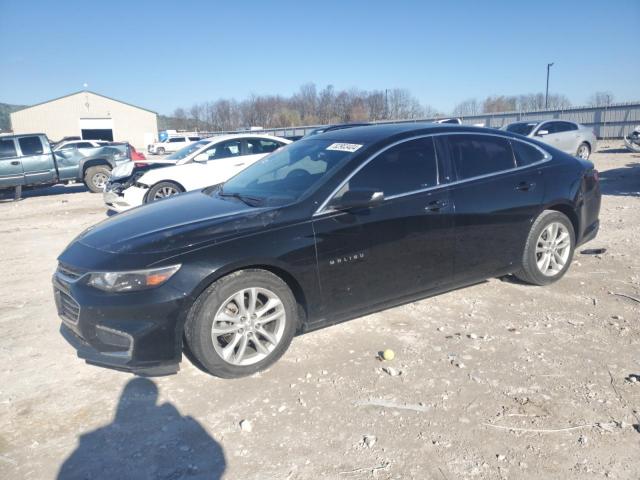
[624,137,640,153]
[103,186,148,213]
[52,264,187,375]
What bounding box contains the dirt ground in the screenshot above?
[1,141,639,480]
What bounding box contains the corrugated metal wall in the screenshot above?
[209,102,640,139]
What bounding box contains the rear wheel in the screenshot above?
[84,165,111,193]
[146,181,184,203]
[184,269,297,378]
[156,147,165,155]
[576,142,590,159]
[515,210,575,286]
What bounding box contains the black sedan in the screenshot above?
[53,123,601,378]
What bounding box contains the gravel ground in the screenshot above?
[1,142,639,480]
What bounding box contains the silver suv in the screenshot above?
[503,120,596,159]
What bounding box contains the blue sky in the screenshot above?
[1,0,638,115]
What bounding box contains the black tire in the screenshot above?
[146,181,184,203]
[576,142,590,160]
[156,147,165,155]
[184,269,297,378]
[83,165,111,193]
[515,210,575,286]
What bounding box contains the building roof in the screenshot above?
[11,90,157,115]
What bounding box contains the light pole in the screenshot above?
[545,62,554,109]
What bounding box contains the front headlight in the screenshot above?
[112,161,134,179]
[87,265,181,292]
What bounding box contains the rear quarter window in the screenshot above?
[511,140,546,167]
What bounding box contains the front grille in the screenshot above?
[57,263,86,281]
[56,289,80,324]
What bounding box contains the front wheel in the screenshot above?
[156,147,165,155]
[84,165,111,193]
[576,142,590,160]
[146,181,184,203]
[515,210,575,286]
[184,269,297,378]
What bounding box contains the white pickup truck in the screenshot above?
[147,135,201,155]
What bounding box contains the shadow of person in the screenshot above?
[58,378,226,479]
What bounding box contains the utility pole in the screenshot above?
[545,63,554,109]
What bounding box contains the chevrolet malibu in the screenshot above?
[53,124,601,378]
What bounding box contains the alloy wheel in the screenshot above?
[577,144,590,159]
[211,287,286,366]
[535,222,571,276]
[92,173,108,189]
[153,186,179,200]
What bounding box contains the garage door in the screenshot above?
[79,118,114,141]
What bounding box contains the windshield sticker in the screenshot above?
[326,143,363,153]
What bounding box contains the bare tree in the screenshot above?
[588,91,614,107]
[452,98,480,116]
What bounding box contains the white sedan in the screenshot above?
[105,134,290,212]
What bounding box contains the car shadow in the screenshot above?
[0,184,88,202]
[597,147,630,154]
[598,162,640,197]
[57,377,226,480]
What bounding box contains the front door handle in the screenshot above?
[234,162,246,167]
[11,161,20,165]
[425,199,449,212]
[515,181,536,192]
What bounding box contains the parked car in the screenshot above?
[623,125,640,153]
[303,123,371,137]
[0,133,139,193]
[433,118,462,124]
[148,135,201,155]
[53,140,109,151]
[503,120,596,159]
[104,134,290,212]
[54,123,601,377]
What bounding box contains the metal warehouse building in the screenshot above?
[10,90,158,149]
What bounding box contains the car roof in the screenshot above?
[201,133,291,144]
[311,122,501,144]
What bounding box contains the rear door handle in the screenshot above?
[11,161,20,165]
[515,181,536,192]
[425,199,449,212]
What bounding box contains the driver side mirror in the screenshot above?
[536,129,549,136]
[194,152,209,162]
[331,188,384,211]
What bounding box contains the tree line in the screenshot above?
[158,84,616,132]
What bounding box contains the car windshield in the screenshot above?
[166,140,210,160]
[218,139,362,206]
[505,122,539,136]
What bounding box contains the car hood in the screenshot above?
[75,189,281,254]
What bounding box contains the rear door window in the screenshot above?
[555,122,577,133]
[441,134,515,180]
[0,138,17,159]
[18,136,44,156]
[342,137,439,197]
[511,140,546,167]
